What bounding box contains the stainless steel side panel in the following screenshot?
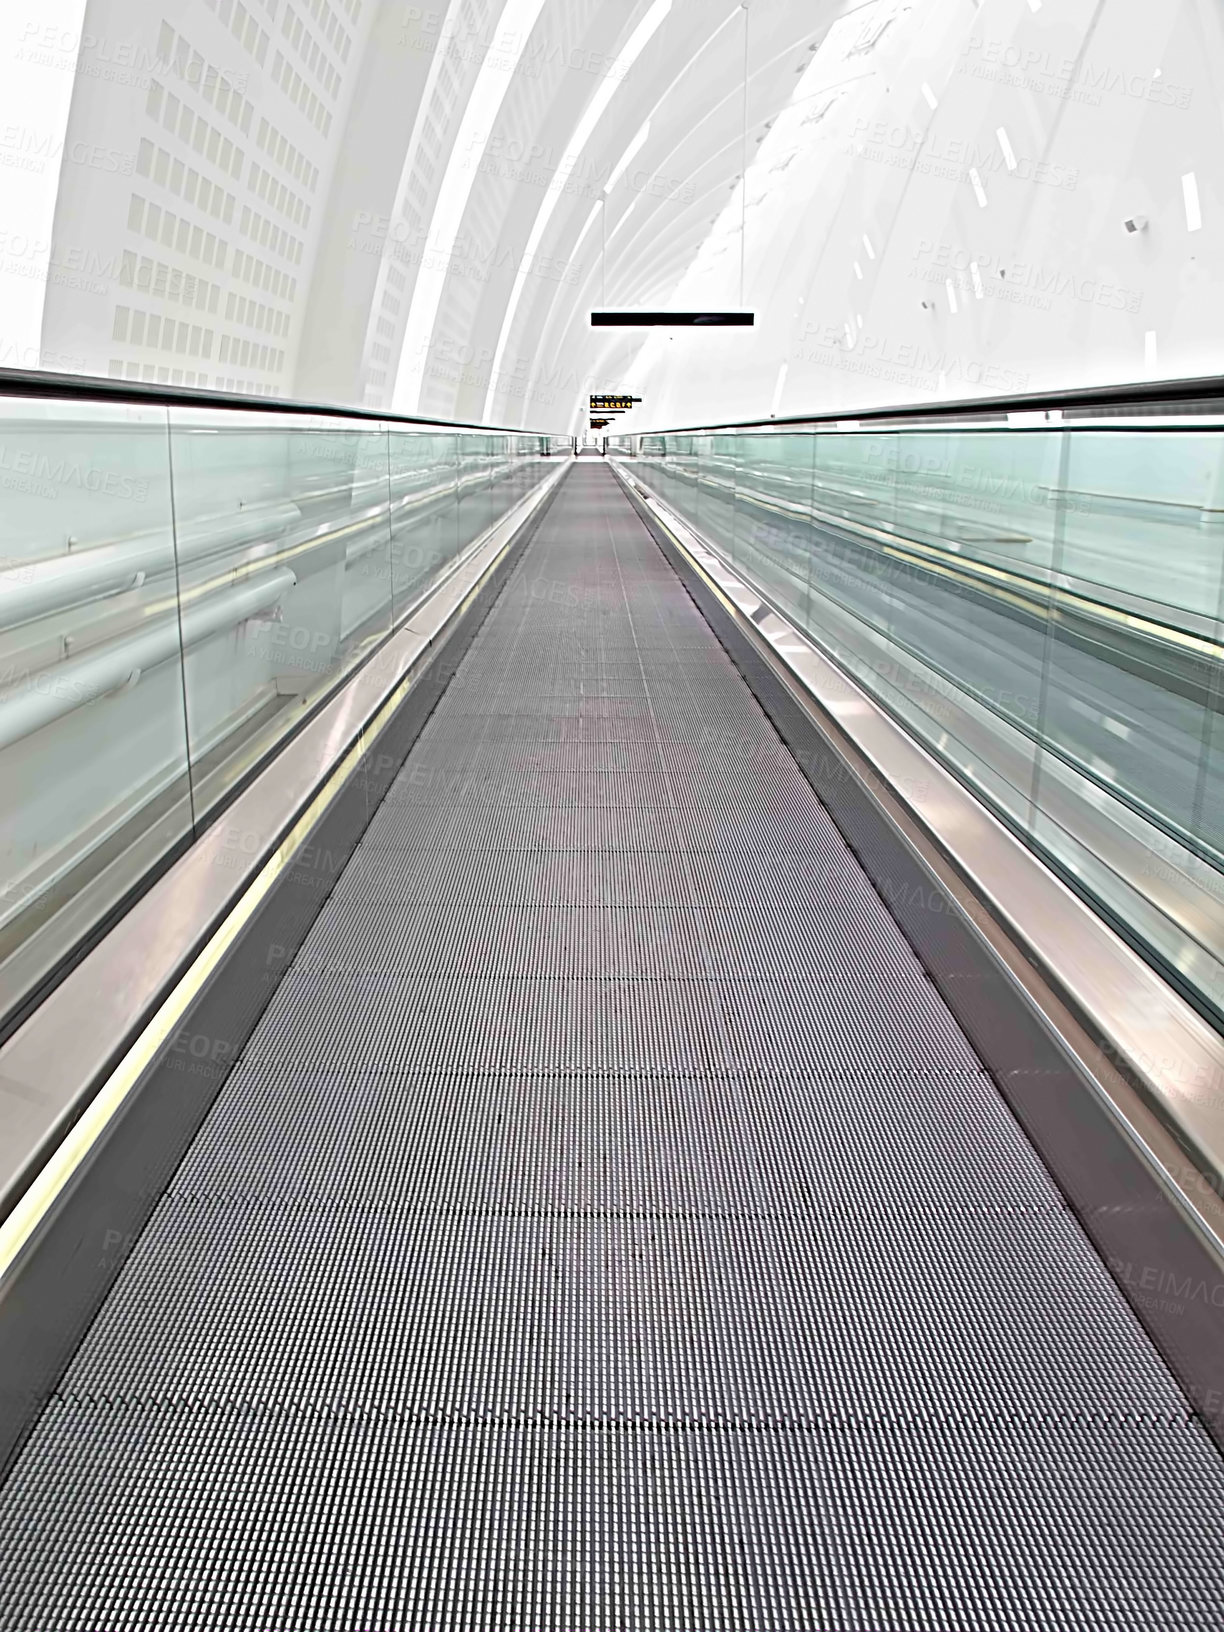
[0,464,569,1238]
[614,461,1224,1258]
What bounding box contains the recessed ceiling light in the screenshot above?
[1183,171,1202,232]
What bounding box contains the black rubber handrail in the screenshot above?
[7,361,1222,436]
[613,372,1224,435]
[0,365,559,437]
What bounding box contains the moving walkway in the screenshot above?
[2,382,1224,1628]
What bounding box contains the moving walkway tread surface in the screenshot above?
[2,462,1223,1628]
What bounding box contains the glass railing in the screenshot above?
[0,389,554,1026]
[611,412,1224,1028]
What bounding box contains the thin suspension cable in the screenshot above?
[740,2,749,308]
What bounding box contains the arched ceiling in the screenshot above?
[14,0,1224,431]
[296,0,833,429]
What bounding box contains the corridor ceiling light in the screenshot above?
[945,279,958,315]
[969,167,988,208]
[770,362,789,416]
[1183,172,1202,232]
[482,0,674,418]
[862,233,876,259]
[996,127,1017,171]
[572,199,604,258]
[921,82,938,110]
[606,120,651,194]
[970,261,984,299]
[853,260,863,280]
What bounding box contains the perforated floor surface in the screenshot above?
[3,463,1224,1629]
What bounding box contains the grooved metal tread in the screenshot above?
[59,1205,1179,1423]
[7,1410,1224,1632]
[165,1069,1064,1214]
[2,462,1223,1629]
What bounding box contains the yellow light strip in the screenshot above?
[0,709,380,1282]
[0,475,545,1284]
[144,481,461,620]
[728,481,1224,662]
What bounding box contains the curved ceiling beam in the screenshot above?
[479,0,675,420]
[600,21,810,301]
[355,0,467,399]
[527,123,750,416]
[392,0,551,413]
[520,7,754,416]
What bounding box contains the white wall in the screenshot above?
[0,0,91,372]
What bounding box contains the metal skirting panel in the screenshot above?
[0,471,565,1484]
[2,464,1224,1629]
[614,465,1224,1450]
